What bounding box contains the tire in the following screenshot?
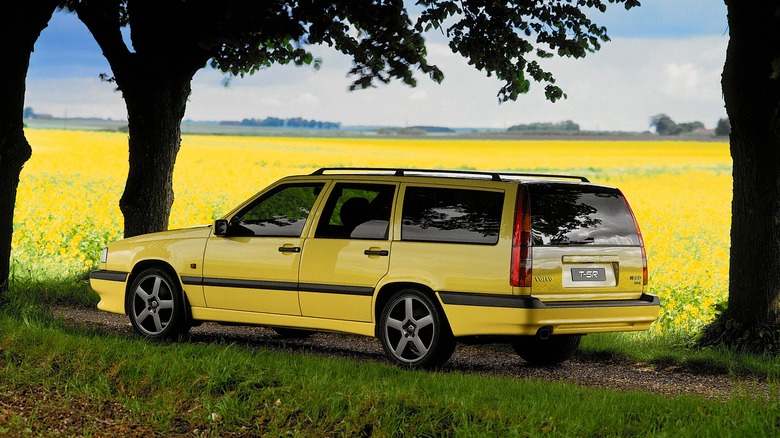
[127,268,190,340]
[512,334,581,366]
[273,327,315,339]
[378,289,456,369]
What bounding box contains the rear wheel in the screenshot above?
[127,268,190,340]
[512,334,581,366]
[378,289,455,369]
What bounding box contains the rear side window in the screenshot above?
[314,183,396,240]
[402,187,503,245]
[528,184,639,246]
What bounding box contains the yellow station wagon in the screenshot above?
[90,168,659,368]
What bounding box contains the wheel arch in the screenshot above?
[373,282,450,337]
[125,260,192,324]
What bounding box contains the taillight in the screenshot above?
[622,191,648,287]
[511,186,532,287]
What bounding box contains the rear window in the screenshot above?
[528,184,639,246]
[402,187,503,245]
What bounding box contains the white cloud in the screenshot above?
[664,63,701,98]
[25,76,125,119]
[294,92,320,107]
[183,35,728,131]
[409,90,428,102]
[25,35,729,132]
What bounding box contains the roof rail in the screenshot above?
[310,167,590,183]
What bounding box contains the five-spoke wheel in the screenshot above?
[378,289,455,369]
[127,268,189,340]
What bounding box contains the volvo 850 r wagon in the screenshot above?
[90,168,660,368]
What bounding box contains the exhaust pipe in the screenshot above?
[536,326,552,340]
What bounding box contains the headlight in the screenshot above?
[100,247,108,264]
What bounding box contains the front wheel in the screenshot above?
[127,268,189,340]
[378,289,455,369]
[512,334,581,366]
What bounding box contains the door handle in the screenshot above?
[364,249,389,257]
[278,246,301,253]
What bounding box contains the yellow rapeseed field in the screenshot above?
[13,129,732,337]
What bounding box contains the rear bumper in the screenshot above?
[89,270,129,315]
[439,292,660,337]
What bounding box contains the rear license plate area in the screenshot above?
[563,264,616,288]
[571,267,606,282]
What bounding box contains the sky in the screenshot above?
[25,1,729,132]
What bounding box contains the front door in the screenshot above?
[202,182,325,315]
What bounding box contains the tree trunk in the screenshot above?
[0,115,31,297]
[722,1,780,328]
[118,75,192,238]
[0,3,59,297]
[72,1,211,239]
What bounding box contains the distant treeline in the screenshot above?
[236,117,341,129]
[650,113,730,137]
[507,120,580,133]
[377,126,455,136]
[410,126,455,133]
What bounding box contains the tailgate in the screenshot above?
[531,246,645,301]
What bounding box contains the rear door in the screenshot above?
[388,183,513,296]
[298,181,397,321]
[527,183,646,301]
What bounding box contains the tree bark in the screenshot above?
[0,2,59,297]
[73,0,209,238]
[118,75,191,237]
[722,1,780,327]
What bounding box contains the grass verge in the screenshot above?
[8,273,780,381]
[0,277,779,436]
[580,332,780,379]
[1,313,779,437]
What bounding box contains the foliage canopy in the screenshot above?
[66,0,640,102]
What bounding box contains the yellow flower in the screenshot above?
[15,128,732,337]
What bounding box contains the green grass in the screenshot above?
[1,311,779,437]
[11,271,780,380]
[6,264,98,310]
[580,332,780,378]
[2,274,780,436]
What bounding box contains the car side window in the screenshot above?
[402,186,503,245]
[229,183,324,237]
[314,183,396,239]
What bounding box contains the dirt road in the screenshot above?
[54,305,771,401]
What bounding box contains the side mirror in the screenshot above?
[214,219,229,236]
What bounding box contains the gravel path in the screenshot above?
[54,305,772,401]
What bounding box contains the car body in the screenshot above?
[90,168,659,368]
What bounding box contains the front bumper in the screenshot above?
[89,270,129,315]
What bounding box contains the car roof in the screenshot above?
[309,167,590,183]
